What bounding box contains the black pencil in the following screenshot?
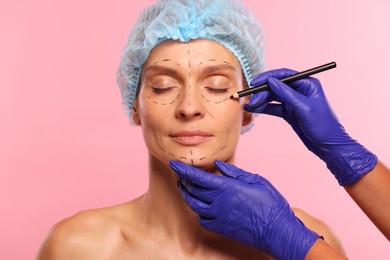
[230,61,337,99]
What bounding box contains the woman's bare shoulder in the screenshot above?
[36,198,143,260]
[292,207,346,255]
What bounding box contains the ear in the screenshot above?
[241,95,253,127]
[131,99,141,125]
[242,110,253,127]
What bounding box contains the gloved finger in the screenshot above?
[177,181,213,218]
[179,178,222,204]
[250,68,297,87]
[274,77,323,98]
[267,77,306,109]
[198,215,217,232]
[243,90,273,113]
[261,103,284,118]
[215,160,264,184]
[169,160,223,189]
[244,101,268,113]
[198,216,242,239]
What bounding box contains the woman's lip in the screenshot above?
[170,131,212,145]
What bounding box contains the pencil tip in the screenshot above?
[230,93,239,99]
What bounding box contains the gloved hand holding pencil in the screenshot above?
[243,68,377,186]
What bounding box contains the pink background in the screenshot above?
[1,0,389,258]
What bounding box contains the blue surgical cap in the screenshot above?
[117,0,265,128]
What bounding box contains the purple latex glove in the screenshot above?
[244,68,377,186]
[169,160,320,260]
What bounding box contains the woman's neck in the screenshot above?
[134,154,267,258]
[141,154,218,246]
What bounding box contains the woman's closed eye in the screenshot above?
[151,86,178,94]
[144,77,183,103]
[147,77,181,94]
[204,87,229,94]
[202,75,236,96]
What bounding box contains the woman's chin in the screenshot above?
[171,152,234,173]
[152,144,235,170]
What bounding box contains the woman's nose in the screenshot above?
[175,85,205,120]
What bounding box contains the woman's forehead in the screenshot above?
[144,39,241,69]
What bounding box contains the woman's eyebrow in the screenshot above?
[143,64,181,76]
[200,64,237,74]
[143,63,237,76]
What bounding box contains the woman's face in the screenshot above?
[133,39,252,169]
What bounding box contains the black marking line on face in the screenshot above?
[188,49,191,108]
[158,146,180,159]
[188,89,191,107]
[211,151,218,157]
[148,92,181,105]
[152,59,181,66]
[201,93,230,104]
[188,50,191,67]
[201,94,212,103]
[159,145,227,164]
[153,94,182,106]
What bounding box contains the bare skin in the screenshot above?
[344,161,390,240]
[37,39,345,259]
[37,161,270,259]
[305,160,390,259]
[36,161,344,259]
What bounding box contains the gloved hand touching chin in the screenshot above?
[244,68,377,186]
[169,160,321,260]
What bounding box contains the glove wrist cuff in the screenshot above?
[267,212,321,260]
[322,143,378,186]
